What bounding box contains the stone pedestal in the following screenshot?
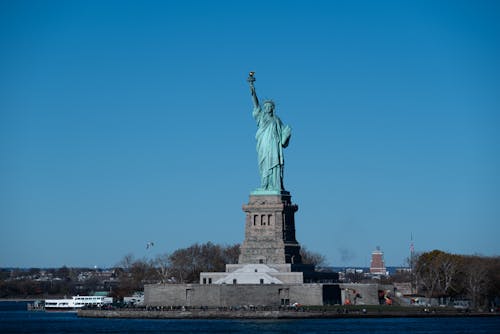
[238,192,303,265]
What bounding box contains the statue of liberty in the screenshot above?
[247,72,291,192]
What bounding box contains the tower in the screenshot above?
[369,246,386,275]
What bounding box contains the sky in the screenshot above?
[1,0,499,268]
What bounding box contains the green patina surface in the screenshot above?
[248,72,291,193]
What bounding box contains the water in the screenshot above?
[1,301,499,333]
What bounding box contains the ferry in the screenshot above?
[44,295,113,311]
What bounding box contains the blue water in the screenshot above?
[1,302,499,333]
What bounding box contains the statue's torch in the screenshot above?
[247,71,255,85]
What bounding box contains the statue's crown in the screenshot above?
[263,100,275,107]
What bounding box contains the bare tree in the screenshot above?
[438,253,461,296]
[222,244,240,264]
[463,256,489,309]
[113,254,155,297]
[152,253,171,283]
[486,257,500,308]
[415,250,442,298]
[300,246,327,267]
[118,253,135,272]
[168,242,240,283]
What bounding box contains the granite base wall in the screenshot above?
[339,283,381,305]
[145,283,383,307]
[145,283,326,307]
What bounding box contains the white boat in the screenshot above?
[44,295,113,311]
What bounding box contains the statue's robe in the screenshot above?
[253,105,291,190]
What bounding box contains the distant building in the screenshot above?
[369,247,387,276]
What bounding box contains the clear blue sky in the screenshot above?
[1,0,499,268]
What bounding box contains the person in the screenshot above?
[248,75,291,191]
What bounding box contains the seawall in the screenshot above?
[78,308,498,319]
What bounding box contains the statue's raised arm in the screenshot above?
[247,72,259,108]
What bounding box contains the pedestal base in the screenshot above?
[238,192,303,265]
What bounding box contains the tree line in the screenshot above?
[414,250,500,309]
[0,242,325,299]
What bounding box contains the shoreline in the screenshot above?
[78,309,499,320]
